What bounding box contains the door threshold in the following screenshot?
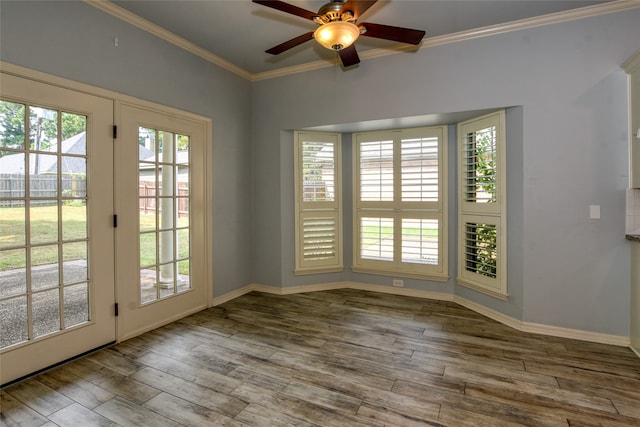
[1,341,116,389]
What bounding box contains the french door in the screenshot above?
[115,102,208,341]
[0,73,115,385]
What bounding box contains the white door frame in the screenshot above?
[0,63,213,383]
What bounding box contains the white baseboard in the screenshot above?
[211,281,632,349]
[453,295,631,347]
[254,281,347,295]
[631,345,640,358]
[119,304,208,343]
[519,321,630,347]
[211,286,256,306]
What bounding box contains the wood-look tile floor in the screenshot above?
[2,289,640,426]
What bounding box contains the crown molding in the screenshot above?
[622,48,640,74]
[86,0,640,82]
[84,0,253,81]
[252,57,340,81]
[422,0,640,47]
[254,0,640,80]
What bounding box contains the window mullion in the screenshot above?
[393,136,402,266]
[393,134,402,210]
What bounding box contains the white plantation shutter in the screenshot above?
[301,214,337,262]
[401,136,439,203]
[463,221,498,279]
[460,114,502,216]
[464,126,497,204]
[457,111,507,298]
[302,141,335,203]
[353,127,448,280]
[360,139,394,203]
[360,215,394,262]
[294,132,342,274]
[401,217,439,265]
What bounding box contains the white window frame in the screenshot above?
[457,111,507,299]
[294,131,343,274]
[352,126,448,281]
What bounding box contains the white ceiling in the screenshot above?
[109,0,609,76]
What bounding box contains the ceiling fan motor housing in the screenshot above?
[314,0,355,25]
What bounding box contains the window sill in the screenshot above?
[294,267,344,275]
[351,266,449,282]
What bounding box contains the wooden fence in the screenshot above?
[139,181,189,218]
[0,174,86,207]
[0,175,189,217]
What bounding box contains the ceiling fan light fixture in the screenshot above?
[314,21,360,51]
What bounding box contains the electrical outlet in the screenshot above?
[392,279,404,287]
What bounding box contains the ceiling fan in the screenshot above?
[252,0,426,67]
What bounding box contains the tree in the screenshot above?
[61,113,86,141]
[0,101,26,153]
[139,129,189,153]
[1,101,87,156]
[474,128,496,202]
[468,127,498,277]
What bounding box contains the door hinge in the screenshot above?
[114,303,119,317]
[113,125,117,139]
[113,214,118,228]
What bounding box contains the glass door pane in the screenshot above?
[138,128,191,304]
[0,100,91,348]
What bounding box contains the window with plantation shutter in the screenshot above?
[457,111,507,299]
[353,126,448,280]
[294,132,342,274]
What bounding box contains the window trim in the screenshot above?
[457,111,507,299]
[352,126,448,281]
[293,131,343,275]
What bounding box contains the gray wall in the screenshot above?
[252,10,640,336]
[0,1,253,297]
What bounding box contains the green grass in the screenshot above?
[360,224,438,245]
[139,215,190,274]
[1,206,190,274]
[1,205,88,270]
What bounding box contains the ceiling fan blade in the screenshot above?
[252,0,319,21]
[339,44,360,67]
[359,22,425,45]
[340,0,377,19]
[265,31,315,55]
